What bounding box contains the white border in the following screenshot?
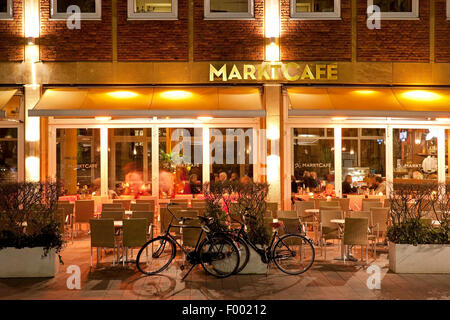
[447,0,450,19]
[204,0,254,20]
[367,0,419,20]
[290,0,341,20]
[50,0,102,20]
[0,0,13,20]
[128,0,178,20]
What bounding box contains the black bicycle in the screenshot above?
[136,203,241,280]
[228,213,315,275]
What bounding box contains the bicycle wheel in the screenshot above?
[234,236,250,274]
[199,235,240,278]
[272,234,315,275]
[136,236,176,276]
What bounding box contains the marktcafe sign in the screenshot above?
[209,62,338,82]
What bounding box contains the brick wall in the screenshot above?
[280,0,351,61]
[357,0,429,62]
[117,0,188,61]
[40,0,112,61]
[0,0,24,61]
[193,0,264,61]
[435,0,450,62]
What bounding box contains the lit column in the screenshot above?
[152,126,159,199]
[385,126,394,197]
[334,128,342,197]
[100,127,108,197]
[202,127,210,184]
[437,127,446,196]
[265,0,280,62]
[24,0,40,182]
[265,84,281,204]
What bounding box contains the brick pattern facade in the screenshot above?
[117,0,188,61]
[39,0,112,61]
[193,0,264,61]
[280,0,352,61]
[357,0,429,62]
[0,0,24,61]
[435,0,450,62]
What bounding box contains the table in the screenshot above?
[329,219,357,262]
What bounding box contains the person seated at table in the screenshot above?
[321,184,336,198]
[230,172,239,182]
[365,173,376,190]
[374,176,386,194]
[342,175,358,194]
[240,175,252,185]
[185,174,201,195]
[219,171,228,182]
[291,175,298,194]
[310,171,320,190]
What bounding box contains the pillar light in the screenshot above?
[24,0,39,39]
[265,0,280,62]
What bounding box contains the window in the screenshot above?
[368,0,419,19]
[204,0,254,20]
[290,0,341,20]
[128,0,177,20]
[0,128,17,182]
[0,0,12,20]
[447,0,450,19]
[50,0,101,20]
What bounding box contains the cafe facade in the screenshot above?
[0,0,450,210]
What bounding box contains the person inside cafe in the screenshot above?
[219,171,228,182]
[240,175,252,185]
[342,175,358,194]
[374,176,386,194]
[230,172,239,182]
[291,175,298,194]
[184,173,201,194]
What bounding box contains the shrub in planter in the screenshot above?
[0,181,65,262]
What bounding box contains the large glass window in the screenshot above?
[0,128,17,182]
[342,128,386,195]
[51,0,101,19]
[393,129,438,181]
[128,0,177,19]
[368,0,418,19]
[291,0,340,19]
[0,0,12,19]
[56,129,101,197]
[159,128,203,198]
[292,128,335,196]
[210,128,254,183]
[108,128,152,199]
[205,0,254,19]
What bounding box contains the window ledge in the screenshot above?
[289,17,342,21]
[127,17,179,21]
[203,17,256,21]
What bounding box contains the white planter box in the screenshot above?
[239,245,268,275]
[389,242,450,274]
[0,247,59,278]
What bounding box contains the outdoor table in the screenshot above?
[125,210,132,216]
[329,219,357,262]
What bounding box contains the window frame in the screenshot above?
[50,0,102,20]
[0,0,13,20]
[447,0,450,19]
[367,0,419,20]
[290,0,341,20]
[204,0,254,20]
[127,0,178,20]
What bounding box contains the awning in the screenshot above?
[29,87,265,118]
[287,87,450,118]
[0,89,18,118]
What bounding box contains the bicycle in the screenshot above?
[135,203,241,280]
[227,212,315,275]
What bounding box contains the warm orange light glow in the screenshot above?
[107,91,139,99]
[331,117,347,121]
[402,90,441,101]
[197,116,213,121]
[437,118,450,122]
[160,90,193,100]
[25,0,39,38]
[353,90,376,95]
[266,42,280,62]
[95,116,112,121]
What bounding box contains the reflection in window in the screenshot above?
[108,129,152,199]
[159,128,203,198]
[210,128,254,183]
[56,129,101,197]
[295,0,334,12]
[133,0,172,13]
[393,129,438,181]
[0,128,17,182]
[0,0,7,13]
[292,128,335,196]
[56,0,96,12]
[205,0,253,19]
[372,0,412,12]
[210,0,248,12]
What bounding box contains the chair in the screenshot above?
[350,211,372,227]
[295,201,315,222]
[320,206,341,211]
[101,211,124,221]
[132,211,155,237]
[278,217,301,235]
[54,208,66,234]
[131,203,151,212]
[160,207,180,237]
[277,210,297,219]
[343,217,376,264]
[338,198,350,217]
[266,202,278,218]
[113,199,131,211]
[191,199,206,208]
[175,209,199,219]
[74,200,95,235]
[57,200,70,205]
[383,198,390,208]
[171,198,189,207]
[57,203,74,231]
[319,200,340,208]
[181,218,202,248]
[319,209,342,260]
[362,200,382,212]
[370,207,389,242]
[102,203,124,211]
[122,218,148,265]
[89,218,118,266]
[136,199,156,211]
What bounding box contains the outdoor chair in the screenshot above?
[319,200,340,208]
[136,199,156,211]
[122,218,148,265]
[57,200,70,205]
[319,209,343,260]
[350,211,373,227]
[131,203,152,212]
[320,206,341,211]
[74,200,95,236]
[101,211,124,221]
[343,217,376,264]
[383,198,390,208]
[266,201,278,218]
[57,203,74,231]
[181,218,202,248]
[362,200,382,212]
[191,199,206,208]
[102,203,124,211]
[175,209,199,219]
[89,218,118,267]
[171,198,190,207]
[370,207,389,243]
[338,198,350,217]
[113,199,131,211]
[278,216,301,235]
[160,207,181,238]
[132,211,155,238]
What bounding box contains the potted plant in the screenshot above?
[0,181,64,278]
[203,180,271,274]
[387,183,450,274]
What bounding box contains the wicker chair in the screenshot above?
[370,207,389,243]
[74,200,95,236]
[266,201,278,218]
[131,203,152,212]
[113,199,131,211]
[89,218,118,266]
[362,200,382,212]
[132,211,155,237]
[343,217,376,264]
[102,203,124,211]
[122,218,148,265]
[136,199,156,211]
[319,209,343,260]
[101,211,125,221]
